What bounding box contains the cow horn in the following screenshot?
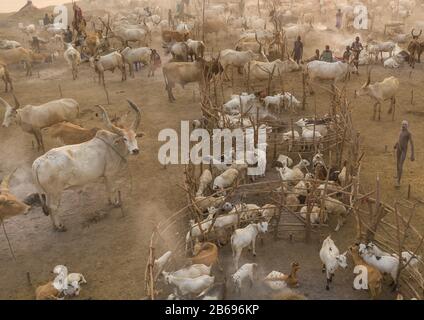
[11,93,20,109]
[0,168,17,194]
[95,105,125,136]
[365,68,372,86]
[0,97,12,110]
[126,99,141,131]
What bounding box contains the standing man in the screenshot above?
[394,120,415,187]
[351,36,363,74]
[292,36,303,64]
[43,13,50,26]
[168,9,174,28]
[336,9,343,30]
[342,46,352,62]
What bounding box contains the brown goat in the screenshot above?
[190,242,222,270]
[35,281,62,300]
[349,244,383,300]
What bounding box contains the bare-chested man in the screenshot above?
[394,120,415,187]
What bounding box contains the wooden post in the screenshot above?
[202,0,205,42]
[411,89,414,105]
[58,84,63,98]
[302,72,306,110]
[407,184,411,200]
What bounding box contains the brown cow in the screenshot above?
[0,169,31,222]
[0,47,33,76]
[162,58,222,102]
[44,122,100,145]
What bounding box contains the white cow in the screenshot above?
[355,73,399,120]
[244,59,300,81]
[219,49,256,81]
[32,102,142,231]
[305,60,356,94]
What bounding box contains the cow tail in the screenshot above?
[32,160,49,216]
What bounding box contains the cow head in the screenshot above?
[96,100,143,155]
[355,68,373,97]
[0,94,20,127]
[0,169,31,221]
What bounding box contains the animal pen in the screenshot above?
[144,82,424,299]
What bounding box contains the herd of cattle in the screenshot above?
[1,0,424,300]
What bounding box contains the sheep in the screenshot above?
[164,274,215,297]
[358,244,399,284]
[231,203,262,221]
[263,262,301,290]
[293,173,314,199]
[319,236,348,290]
[196,169,213,196]
[263,94,284,110]
[323,197,347,231]
[213,168,239,192]
[162,264,211,280]
[348,244,383,299]
[275,154,293,168]
[231,221,268,269]
[261,204,279,223]
[230,160,248,184]
[276,159,310,183]
[154,251,172,276]
[232,263,258,294]
[300,205,326,224]
[194,195,225,213]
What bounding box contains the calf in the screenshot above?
[45,122,99,145]
[63,43,81,80]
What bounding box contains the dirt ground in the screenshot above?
[1,5,424,300]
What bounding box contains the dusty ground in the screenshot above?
[1,4,424,300]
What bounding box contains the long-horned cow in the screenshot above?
[407,29,423,68]
[89,51,127,85]
[244,59,300,81]
[355,70,399,121]
[162,58,222,102]
[32,100,143,231]
[0,47,34,76]
[0,95,79,151]
[305,59,356,94]
[219,49,258,81]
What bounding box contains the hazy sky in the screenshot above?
[0,1,69,13]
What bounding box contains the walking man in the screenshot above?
[351,36,363,74]
[394,120,415,187]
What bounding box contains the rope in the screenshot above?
[95,136,128,163]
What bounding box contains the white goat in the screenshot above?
[164,274,215,297]
[162,264,211,279]
[276,159,310,183]
[154,251,172,276]
[319,236,348,290]
[231,221,268,269]
[358,244,399,284]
